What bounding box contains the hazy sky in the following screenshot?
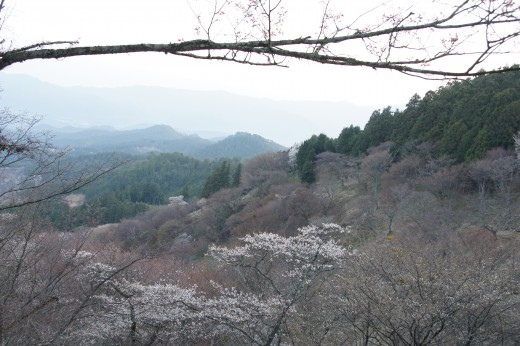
[2,0,448,107]
[0,0,515,141]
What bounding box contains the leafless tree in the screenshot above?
[0,110,123,211]
[0,210,143,345]
[0,1,519,78]
[360,147,394,212]
[469,149,519,237]
[0,109,132,344]
[337,234,520,345]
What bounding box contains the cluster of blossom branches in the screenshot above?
[3,221,516,345]
[60,224,348,345]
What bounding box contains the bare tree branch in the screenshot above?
[0,0,517,78]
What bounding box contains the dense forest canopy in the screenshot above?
[38,153,234,227]
[297,69,520,182]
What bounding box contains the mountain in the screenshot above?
[46,125,211,155]
[0,73,374,146]
[195,132,286,159]
[43,125,285,158]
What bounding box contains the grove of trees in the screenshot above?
[0,101,519,344]
[0,0,519,344]
[296,70,520,182]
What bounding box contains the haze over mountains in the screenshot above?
[0,73,374,147]
[36,124,286,159]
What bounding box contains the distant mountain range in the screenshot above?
[40,124,286,158]
[0,73,374,146]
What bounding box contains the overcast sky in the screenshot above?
[1,0,514,142]
[2,0,450,105]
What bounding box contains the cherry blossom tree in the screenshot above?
[65,272,207,345]
[206,223,348,345]
[0,227,142,345]
[0,0,519,77]
[50,224,349,345]
[5,221,517,345]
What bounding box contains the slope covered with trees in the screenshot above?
[46,125,285,159]
[39,153,224,227]
[44,134,517,344]
[194,132,286,159]
[1,0,519,343]
[297,70,520,182]
[1,92,519,345]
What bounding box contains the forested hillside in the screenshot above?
[45,134,517,344]
[39,153,226,227]
[296,70,520,182]
[3,72,520,345]
[3,0,520,342]
[48,125,212,155]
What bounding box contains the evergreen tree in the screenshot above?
[201,159,232,197]
[231,162,242,187]
[299,160,316,184]
[336,125,365,156]
[296,134,333,183]
[364,106,394,147]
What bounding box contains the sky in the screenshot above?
[0,0,516,142]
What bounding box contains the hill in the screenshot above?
[47,125,211,155]
[43,125,285,159]
[194,132,286,159]
[358,70,520,161]
[293,70,520,182]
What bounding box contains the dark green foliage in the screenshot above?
[296,134,334,183]
[44,153,242,228]
[299,160,316,184]
[83,152,218,201]
[231,162,242,187]
[181,185,190,199]
[195,132,286,159]
[201,159,242,197]
[39,199,90,231]
[88,192,149,224]
[296,69,520,178]
[402,71,520,160]
[336,125,366,156]
[42,152,220,227]
[364,106,394,148]
[38,194,149,229]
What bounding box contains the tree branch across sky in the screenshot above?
[0,0,519,78]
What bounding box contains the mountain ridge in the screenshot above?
[43,124,286,158]
[0,73,374,146]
